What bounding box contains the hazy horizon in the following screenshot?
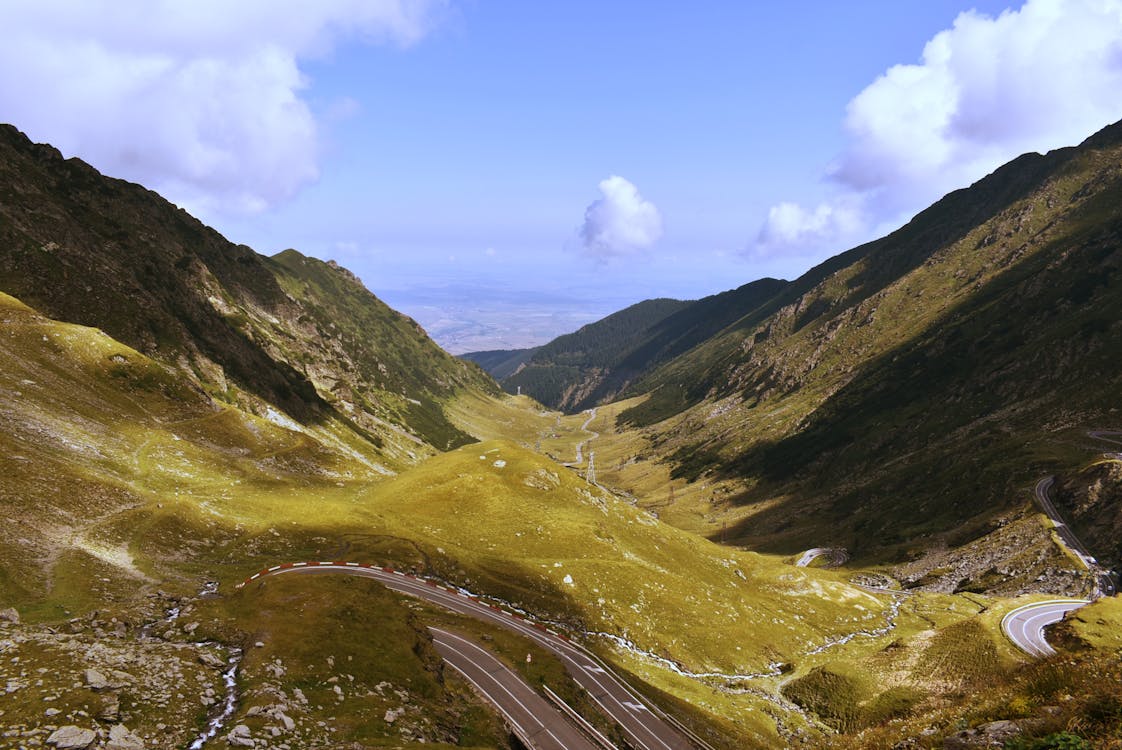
[5,0,1122,350]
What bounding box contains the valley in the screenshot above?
[1,117,1121,750]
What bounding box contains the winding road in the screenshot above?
[429,627,599,750]
[237,562,700,750]
[1001,471,1114,657]
[1001,599,1090,658]
[794,548,848,568]
[564,409,599,467]
[1033,477,1115,596]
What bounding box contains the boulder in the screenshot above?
[83,669,109,691]
[46,726,96,749]
[105,724,145,750]
[0,607,20,624]
[97,695,120,722]
[943,719,1023,749]
[226,724,254,747]
[198,651,225,669]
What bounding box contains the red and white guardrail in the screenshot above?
[234,561,570,641]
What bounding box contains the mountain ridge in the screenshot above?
[0,123,495,466]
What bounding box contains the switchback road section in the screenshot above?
[237,561,701,750]
[1033,477,1116,596]
[1001,599,1090,658]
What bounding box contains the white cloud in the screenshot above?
[755,0,1122,260]
[754,198,864,259]
[579,175,663,258]
[0,0,446,216]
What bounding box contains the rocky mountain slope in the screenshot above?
[2,121,1122,749]
[593,119,1122,581]
[0,124,495,469]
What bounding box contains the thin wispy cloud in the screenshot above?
[0,0,447,217]
[753,0,1122,260]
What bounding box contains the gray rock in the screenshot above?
[97,695,120,722]
[943,720,1022,749]
[198,651,225,669]
[105,724,145,750]
[226,724,254,747]
[108,670,133,688]
[83,669,109,691]
[45,725,96,749]
[0,607,20,624]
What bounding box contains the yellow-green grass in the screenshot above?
[6,289,1116,745]
[0,290,387,615]
[0,293,891,738]
[194,574,507,748]
[445,390,558,448]
[353,441,891,671]
[1059,595,1122,652]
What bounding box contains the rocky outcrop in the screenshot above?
[45,726,95,749]
[942,720,1022,749]
[104,724,145,750]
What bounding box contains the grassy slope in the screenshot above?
[265,249,492,453]
[3,290,1118,747]
[599,120,1122,580]
[0,124,492,472]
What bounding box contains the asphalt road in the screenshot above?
[565,408,599,467]
[428,627,599,750]
[1088,429,1122,446]
[1001,599,1090,658]
[794,548,848,568]
[238,562,699,750]
[1033,477,1115,596]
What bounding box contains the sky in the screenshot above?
[3,0,1122,352]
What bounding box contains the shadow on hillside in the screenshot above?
[622,148,1081,433]
[706,213,1122,562]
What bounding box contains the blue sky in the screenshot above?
[4,1,1122,351]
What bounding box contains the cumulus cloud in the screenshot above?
[755,198,865,258]
[0,0,446,215]
[579,175,663,258]
[754,0,1122,259]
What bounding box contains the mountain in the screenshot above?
[3,121,1122,749]
[0,124,495,467]
[486,278,787,412]
[497,297,688,410]
[459,346,539,380]
[595,118,1122,581]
